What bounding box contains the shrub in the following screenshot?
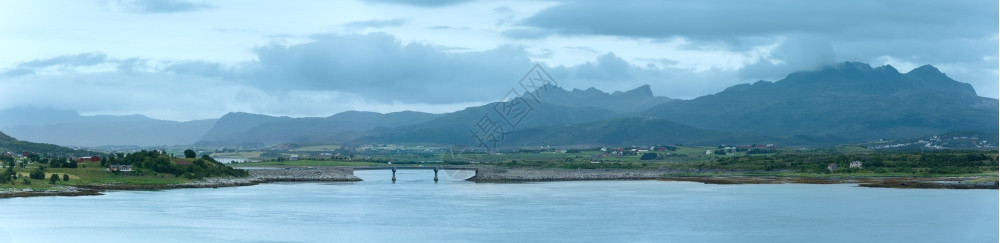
[29,167,46,180]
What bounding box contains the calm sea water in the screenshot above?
[0,170,996,242]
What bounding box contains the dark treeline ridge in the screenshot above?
[102,150,248,179]
[0,132,98,158]
[482,149,998,175]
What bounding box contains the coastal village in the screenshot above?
[865,134,995,150]
[1,130,997,194]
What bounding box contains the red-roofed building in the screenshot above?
[77,155,102,162]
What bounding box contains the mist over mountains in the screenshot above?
[0,108,216,146]
[534,84,677,112]
[642,62,997,143]
[1,62,996,148]
[198,110,444,146]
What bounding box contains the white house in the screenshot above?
[107,164,133,172]
[849,161,863,169]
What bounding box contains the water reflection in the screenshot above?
[353,169,475,183]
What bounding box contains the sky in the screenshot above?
[0,0,996,121]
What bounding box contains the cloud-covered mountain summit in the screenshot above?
[2,62,995,147]
[643,62,997,143]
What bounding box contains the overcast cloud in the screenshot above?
[0,0,995,121]
[107,0,216,13]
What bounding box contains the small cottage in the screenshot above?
[849,161,863,169]
[77,155,102,162]
[107,164,133,172]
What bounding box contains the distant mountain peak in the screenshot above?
[222,112,282,119]
[906,64,948,79]
[822,62,949,79]
[581,87,604,95]
[874,64,898,74]
[774,61,981,98]
[617,84,653,97]
[829,61,874,71]
[910,64,942,73]
[643,60,994,145]
[528,84,674,113]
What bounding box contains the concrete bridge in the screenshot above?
[347,166,480,182]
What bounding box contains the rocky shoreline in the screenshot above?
[0,166,362,198]
[469,168,998,189]
[1,167,995,198]
[856,177,999,189]
[242,167,361,182]
[659,175,999,189]
[0,186,103,198]
[469,168,666,182]
[75,167,361,190]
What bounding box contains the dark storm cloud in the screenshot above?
[242,33,535,103]
[552,53,636,81]
[738,35,836,80]
[362,0,475,7]
[511,0,997,94]
[343,19,408,28]
[114,0,215,13]
[540,52,746,99]
[516,0,996,41]
[517,0,998,63]
[2,34,544,105]
[156,33,724,103]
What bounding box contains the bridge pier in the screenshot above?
[348,166,478,182]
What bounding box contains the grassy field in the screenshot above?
[235,160,380,167]
[291,145,341,152]
[4,144,993,192]
[1,161,192,190]
[209,151,263,158]
[440,146,731,164]
[660,170,998,178]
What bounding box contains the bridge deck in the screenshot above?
[351,166,478,171]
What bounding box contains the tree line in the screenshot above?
[706,150,998,174]
[102,150,248,179]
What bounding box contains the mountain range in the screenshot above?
[0,108,216,147]
[643,63,997,143]
[198,110,444,145]
[1,62,996,148]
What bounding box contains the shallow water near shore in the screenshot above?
[1,170,996,242]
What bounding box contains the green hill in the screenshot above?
[0,131,94,157]
[503,117,737,146]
